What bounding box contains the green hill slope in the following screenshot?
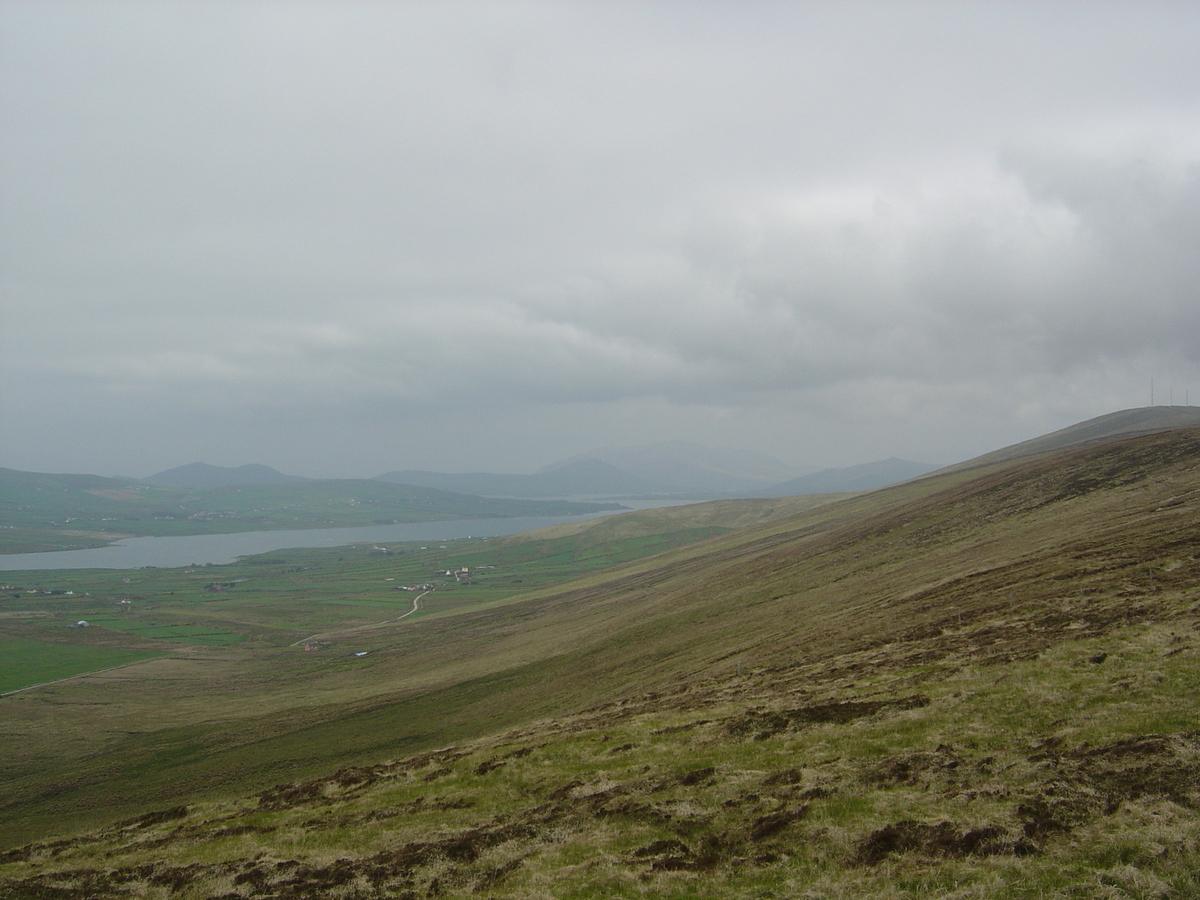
[2,428,1199,897]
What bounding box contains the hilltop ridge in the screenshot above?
[949,405,1200,471]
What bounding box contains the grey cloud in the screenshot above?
[3,2,1200,476]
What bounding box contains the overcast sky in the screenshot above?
[2,1,1198,478]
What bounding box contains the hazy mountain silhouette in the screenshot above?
[144,462,310,489]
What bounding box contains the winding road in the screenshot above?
[289,587,434,648]
[392,587,430,622]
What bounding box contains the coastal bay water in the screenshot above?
[0,502,687,571]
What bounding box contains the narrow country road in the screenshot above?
[392,588,429,621]
[289,588,433,647]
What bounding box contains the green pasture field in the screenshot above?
[83,617,244,645]
[0,637,160,694]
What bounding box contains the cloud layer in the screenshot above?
[3,2,1199,476]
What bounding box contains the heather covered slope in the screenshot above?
[2,428,1200,897]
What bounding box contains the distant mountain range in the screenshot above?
[378,442,804,498]
[6,406,1199,556]
[113,406,1200,498]
[377,444,935,499]
[373,409,1200,499]
[145,445,933,499]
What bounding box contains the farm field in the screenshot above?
[1,424,1199,897]
[0,638,160,694]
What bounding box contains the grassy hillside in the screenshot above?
[2,429,1199,897]
[0,468,621,554]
